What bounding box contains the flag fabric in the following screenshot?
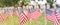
[30,8,35,13]
[55,9,60,24]
[13,9,16,15]
[55,9,60,19]
[0,10,3,22]
[13,9,19,16]
[30,9,41,20]
[46,9,59,25]
[46,9,54,22]
[4,9,8,21]
[0,13,3,22]
[54,16,59,25]
[4,8,8,14]
[52,9,59,25]
[13,9,17,16]
[15,10,19,16]
[4,12,8,21]
[20,12,29,25]
[23,8,30,18]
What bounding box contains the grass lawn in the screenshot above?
[0,13,53,25]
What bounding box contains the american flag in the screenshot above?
[28,8,42,20]
[52,9,59,25]
[15,10,19,16]
[0,10,3,22]
[55,9,60,19]
[30,8,35,13]
[4,9,8,21]
[4,8,8,14]
[46,9,54,22]
[13,9,19,16]
[55,9,60,24]
[46,9,59,25]
[30,9,41,20]
[20,12,29,25]
[13,9,16,15]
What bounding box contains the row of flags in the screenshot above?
[0,8,42,25]
[0,8,60,25]
[20,9,41,25]
[0,9,8,22]
[20,8,60,25]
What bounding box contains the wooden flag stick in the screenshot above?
[44,9,47,25]
[45,5,47,25]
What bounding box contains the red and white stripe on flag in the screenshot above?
[30,10,41,20]
[14,11,19,16]
[20,12,29,25]
[46,9,59,25]
[55,10,60,19]
[0,13,3,22]
[4,12,8,21]
[56,14,60,19]
[53,13,59,25]
[46,9,55,22]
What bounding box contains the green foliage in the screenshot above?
[0,0,20,7]
[46,0,54,4]
[46,0,54,8]
[56,4,60,8]
[21,0,30,6]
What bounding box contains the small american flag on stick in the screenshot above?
[0,10,3,22]
[46,9,59,25]
[4,9,8,21]
[30,10,41,20]
[20,12,29,25]
[4,12,8,21]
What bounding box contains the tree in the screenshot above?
[21,0,30,6]
[46,0,54,8]
[0,0,20,7]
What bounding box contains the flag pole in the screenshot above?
[45,3,47,25]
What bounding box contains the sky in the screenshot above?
[56,0,60,4]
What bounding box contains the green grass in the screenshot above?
[0,13,20,25]
[0,13,53,25]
